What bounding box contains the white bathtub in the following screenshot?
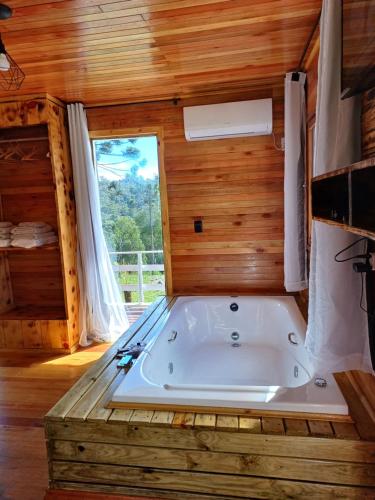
[112,296,348,414]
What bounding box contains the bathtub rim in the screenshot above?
[109,295,349,417]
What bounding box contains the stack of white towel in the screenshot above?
[0,222,14,247]
[11,222,57,248]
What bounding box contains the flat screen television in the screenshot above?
[341,0,375,98]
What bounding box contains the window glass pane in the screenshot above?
[93,136,165,305]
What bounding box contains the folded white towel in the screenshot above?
[18,222,52,229]
[12,227,52,237]
[0,222,13,228]
[12,226,53,236]
[0,229,12,236]
[0,239,11,247]
[11,234,57,248]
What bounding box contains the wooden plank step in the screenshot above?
[262,417,285,435]
[52,461,375,498]
[194,414,216,429]
[130,410,155,424]
[150,411,174,426]
[172,412,195,429]
[308,420,335,438]
[46,421,375,463]
[238,416,261,433]
[86,373,124,423]
[52,440,375,486]
[108,409,133,423]
[65,360,120,422]
[46,297,173,421]
[285,419,310,437]
[216,415,238,431]
[332,422,360,440]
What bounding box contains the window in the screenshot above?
[92,135,166,304]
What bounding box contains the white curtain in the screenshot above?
[306,0,373,374]
[284,72,307,292]
[67,103,129,346]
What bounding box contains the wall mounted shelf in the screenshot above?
[0,243,59,252]
[0,305,67,320]
[312,157,375,239]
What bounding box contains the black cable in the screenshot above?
[335,237,375,320]
[360,272,375,319]
[334,237,368,262]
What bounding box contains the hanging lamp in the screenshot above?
[0,4,25,90]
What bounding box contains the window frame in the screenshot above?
[89,126,173,297]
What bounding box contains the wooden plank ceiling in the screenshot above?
[0,0,321,105]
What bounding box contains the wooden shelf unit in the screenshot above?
[0,305,66,320]
[312,157,375,238]
[0,95,79,353]
[0,243,59,252]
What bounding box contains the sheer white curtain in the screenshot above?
[67,103,129,346]
[306,0,373,374]
[284,71,307,292]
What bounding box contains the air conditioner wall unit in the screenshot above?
[183,98,273,141]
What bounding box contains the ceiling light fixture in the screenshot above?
[0,3,11,19]
[0,4,25,90]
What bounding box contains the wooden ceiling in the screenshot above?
[0,0,321,105]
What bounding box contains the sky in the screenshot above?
[94,136,159,181]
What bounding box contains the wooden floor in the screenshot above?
[125,303,150,326]
[0,344,108,500]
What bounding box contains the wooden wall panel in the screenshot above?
[362,88,375,159]
[0,254,12,314]
[47,103,80,348]
[0,320,23,349]
[0,318,70,350]
[7,251,65,308]
[1,192,58,229]
[87,88,285,295]
[0,127,65,312]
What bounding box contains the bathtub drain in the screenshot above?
[231,342,241,348]
[294,365,299,378]
[314,377,327,388]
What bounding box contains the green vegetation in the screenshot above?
[117,270,164,304]
[94,138,164,303]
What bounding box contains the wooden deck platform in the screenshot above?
[45,296,375,499]
[125,303,150,326]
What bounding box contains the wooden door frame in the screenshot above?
[89,126,173,296]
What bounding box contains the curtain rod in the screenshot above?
[84,96,180,110]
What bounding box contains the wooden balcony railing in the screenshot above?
[109,250,164,303]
